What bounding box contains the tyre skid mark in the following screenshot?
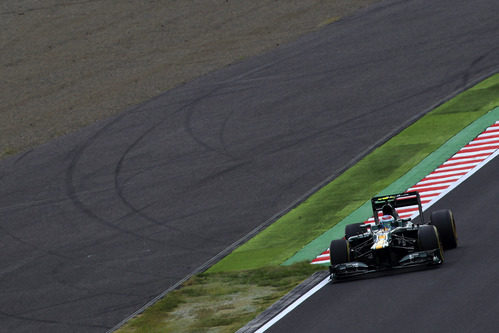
[114,85,240,247]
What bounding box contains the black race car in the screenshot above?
[329,191,457,281]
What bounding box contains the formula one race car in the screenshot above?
[329,191,457,281]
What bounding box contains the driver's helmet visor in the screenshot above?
[380,215,394,229]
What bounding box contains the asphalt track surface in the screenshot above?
[0,0,498,332]
[267,153,499,333]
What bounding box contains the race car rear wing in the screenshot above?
[371,191,424,224]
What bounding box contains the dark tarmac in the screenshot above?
[0,0,498,331]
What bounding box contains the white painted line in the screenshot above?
[311,259,330,265]
[409,182,455,191]
[433,165,475,173]
[484,127,499,132]
[461,143,499,150]
[315,254,330,259]
[260,137,499,332]
[417,175,461,185]
[424,169,468,178]
[452,149,496,158]
[412,189,449,196]
[418,194,441,202]
[433,162,480,171]
[465,137,499,144]
[477,132,499,139]
[410,180,458,188]
[255,276,331,333]
[443,156,486,164]
[442,157,484,164]
[480,128,499,133]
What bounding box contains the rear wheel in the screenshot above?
[430,209,457,249]
[345,222,364,239]
[330,239,350,266]
[418,225,443,261]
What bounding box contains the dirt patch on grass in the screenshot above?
[1,0,380,158]
[118,263,325,332]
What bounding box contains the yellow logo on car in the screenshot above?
[374,234,387,250]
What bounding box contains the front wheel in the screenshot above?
[418,225,444,261]
[330,239,350,266]
[430,209,457,249]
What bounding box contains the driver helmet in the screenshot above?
[380,214,394,229]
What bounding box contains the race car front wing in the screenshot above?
[329,249,442,281]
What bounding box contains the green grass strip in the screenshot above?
[210,73,499,272]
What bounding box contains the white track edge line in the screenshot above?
[254,276,331,333]
[257,148,499,332]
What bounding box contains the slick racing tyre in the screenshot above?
[345,222,364,239]
[430,209,458,249]
[418,225,444,261]
[330,239,350,266]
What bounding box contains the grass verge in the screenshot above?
[117,262,324,333]
[117,73,499,332]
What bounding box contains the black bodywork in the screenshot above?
[329,192,446,281]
